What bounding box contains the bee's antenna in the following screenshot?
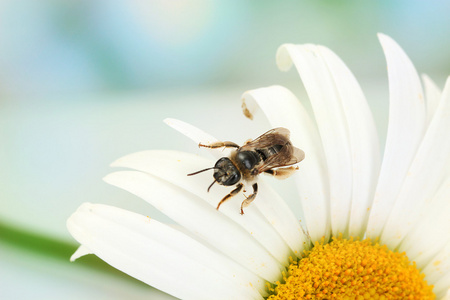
[207,180,217,192]
[187,167,217,176]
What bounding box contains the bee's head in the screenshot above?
[187,157,241,192]
[213,157,241,186]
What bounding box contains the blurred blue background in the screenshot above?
[1,0,449,99]
[1,1,449,299]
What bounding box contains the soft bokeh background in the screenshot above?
[1,1,449,299]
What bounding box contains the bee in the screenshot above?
[188,127,305,214]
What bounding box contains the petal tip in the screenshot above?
[377,33,399,51]
[103,173,115,184]
[163,117,173,125]
[276,44,294,72]
[70,245,93,262]
[376,32,389,40]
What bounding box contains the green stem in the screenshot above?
[0,221,150,288]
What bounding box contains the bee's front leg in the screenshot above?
[240,183,258,215]
[216,183,244,211]
[199,141,240,149]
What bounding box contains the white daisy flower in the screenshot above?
[67,34,450,299]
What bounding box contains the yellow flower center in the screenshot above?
[267,237,435,299]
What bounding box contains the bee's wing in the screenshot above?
[289,147,306,165]
[258,145,305,173]
[240,128,291,151]
[240,127,304,172]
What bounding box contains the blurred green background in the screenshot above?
[1,1,449,299]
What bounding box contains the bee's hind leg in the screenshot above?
[264,166,299,179]
[199,141,240,149]
[216,183,243,211]
[240,183,258,215]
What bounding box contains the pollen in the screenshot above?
[267,237,435,299]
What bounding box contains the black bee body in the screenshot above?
[188,128,305,214]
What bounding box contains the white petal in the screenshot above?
[68,203,264,300]
[422,74,442,124]
[422,241,450,297]
[366,33,427,240]
[104,170,279,287]
[255,180,309,256]
[110,151,288,281]
[380,77,450,249]
[241,85,330,242]
[164,118,222,158]
[315,45,381,238]
[165,119,308,256]
[70,245,92,262]
[164,118,218,145]
[435,273,450,300]
[277,44,353,236]
[398,177,450,269]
